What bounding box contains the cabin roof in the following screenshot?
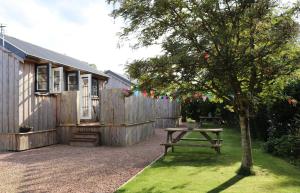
[0,35,108,78]
[104,70,135,85]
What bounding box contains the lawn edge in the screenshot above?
[115,151,166,191]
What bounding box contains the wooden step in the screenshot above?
[70,132,101,147]
[73,133,98,139]
[70,141,97,147]
[71,138,97,142]
[70,138,98,147]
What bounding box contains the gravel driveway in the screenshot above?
[0,129,166,193]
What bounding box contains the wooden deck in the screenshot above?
[0,129,57,151]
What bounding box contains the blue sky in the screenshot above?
[0,0,161,74]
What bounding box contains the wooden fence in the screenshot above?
[57,89,181,146]
[57,89,180,127]
[100,89,156,125]
[57,91,80,125]
[155,99,181,128]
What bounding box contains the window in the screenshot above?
[92,78,99,97]
[67,72,78,91]
[35,65,49,92]
[51,67,63,93]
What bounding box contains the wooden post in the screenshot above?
[76,91,80,125]
[216,132,221,154]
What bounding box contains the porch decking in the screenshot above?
[57,121,155,146]
[0,129,57,151]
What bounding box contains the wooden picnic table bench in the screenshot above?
[161,127,223,155]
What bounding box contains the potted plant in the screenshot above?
[19,125,33,133]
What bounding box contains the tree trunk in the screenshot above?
[237,98,254,175]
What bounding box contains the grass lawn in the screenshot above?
[116,124,300,193]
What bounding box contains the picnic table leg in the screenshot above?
[200,131,219,153]
[170,132,174,152]
[216,132,221,154]
[199,119,202,127]
[164,145,168,156]
[165,131,175,155]
[164,131,170,155]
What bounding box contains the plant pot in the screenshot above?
[19,126,33,133]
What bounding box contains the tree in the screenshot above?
[107,0,300,175]
[89,63,98,69]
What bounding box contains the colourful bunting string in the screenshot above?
[142,90,147,97]
[150,90,155,98]
[134,90,140,96]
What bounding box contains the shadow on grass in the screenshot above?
[207,174,244,193]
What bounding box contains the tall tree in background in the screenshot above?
[107,0,300,175]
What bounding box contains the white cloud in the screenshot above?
[0,0,298,74]
[0,0,162,74]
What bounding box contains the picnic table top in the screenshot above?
[164,128,223,132]
[199,116,222,119]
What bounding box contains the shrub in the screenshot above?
[263,135,300,158]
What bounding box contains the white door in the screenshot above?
[80,74,92,119]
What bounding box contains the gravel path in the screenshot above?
[0,129,166,193]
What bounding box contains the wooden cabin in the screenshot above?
[104,70,135,89]
[0,35,108,151]
[0,35,181,151]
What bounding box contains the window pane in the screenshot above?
[69,75,77,84]
[38,81,47,90]
[69,85,77,91]
[92,79,98,96]
[68,73,78,91]
[53,71,60,91]
[36,65,48,91]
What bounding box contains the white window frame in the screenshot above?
[51,67,63,93]
[80,74,92,119]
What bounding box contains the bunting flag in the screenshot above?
[150,90,155,98]
[134,90,140,96]
[163,96,168,103]
[142,90,147,97]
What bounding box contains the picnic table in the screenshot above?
[199,116,223,126]
[161,127,223,155]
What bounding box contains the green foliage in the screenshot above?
[182,99,217,122]
[258,71,300,106]
[257,80,300,165]
[263,135,300,158]
[107,0,300,107]
[89,63,97,69]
